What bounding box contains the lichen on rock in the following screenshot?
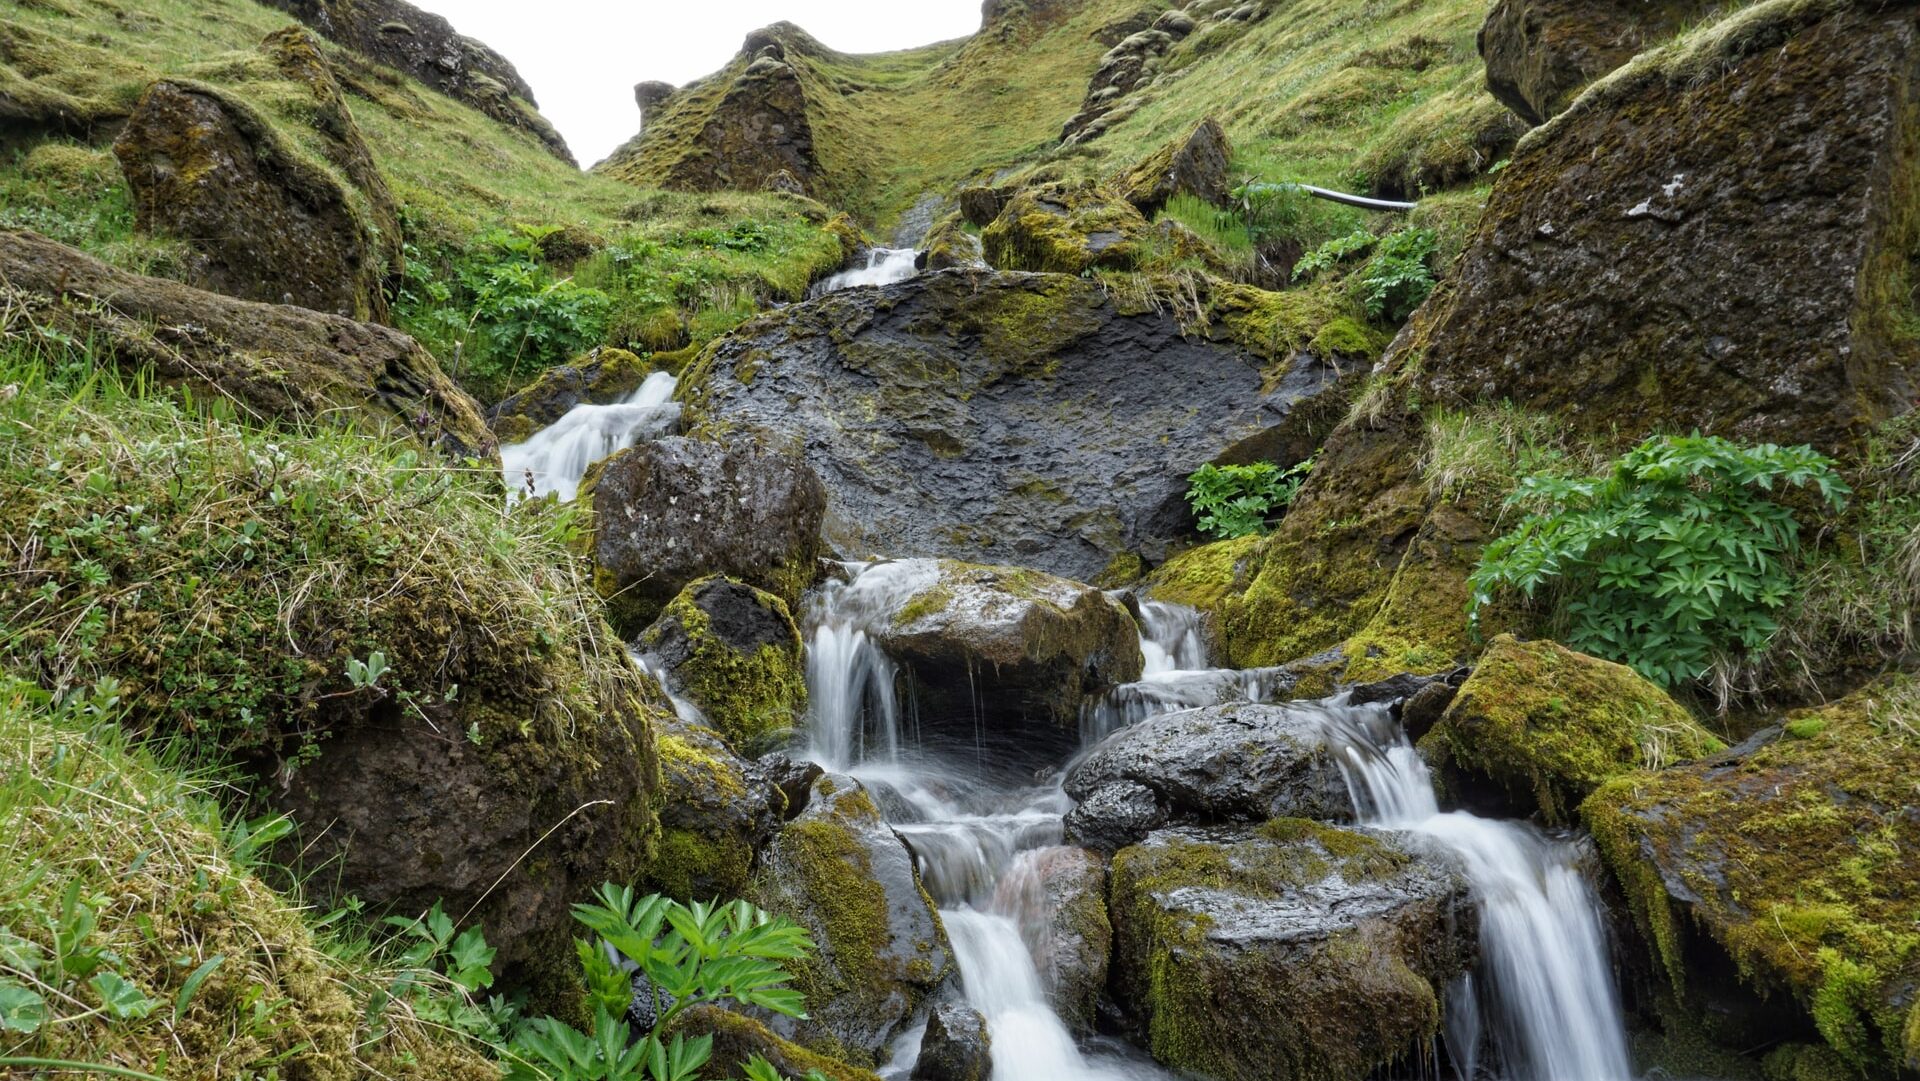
[980,180,1148,274]
[639,576,809,755]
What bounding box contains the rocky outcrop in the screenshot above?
[1479,0,1713,126]
[1110,820,1478,1080]
[586,435,827,636]
[686,269,1345,582]
[1420,636,1722,823]
[980,180,1148,274]
[750,774,954,1065]
[873,559,1143,758]
[1583,679,1920,1076]
[638,577,808,755]
[1065,702,1354,849]
[646,714,788,901]
[674,1005,883,1081]
[257,0,574,162]
[1425,0,1920,452]
[911,1002,992,1081]
[0,228,492,459]
[1113,116,1233,216]
[1060,12,1196,144]
[1005,846,1111,1033]
[487,347,656,444]
[113,78,394,321]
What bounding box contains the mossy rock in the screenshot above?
[1112,115,1232,216]
[1422,635,1722,823]
[749,775,953,1065]
[1582,677,1920,1075]
[1109,821,1477,1081]
[671,1005,882,1081]
[923,211,984,270]
[489,347,657,444]
[639,576,808,755]
[1479,0,1719,126]
[980,179,1149,274]
[648,715,784,902]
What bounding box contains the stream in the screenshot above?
[802,560,1637,1081]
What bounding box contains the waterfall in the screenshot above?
[1134,600,1208,676]
[802,560,940,772]
[499,370,680,502]
[810,247,922,296]
[1081,600,1293,742]
[1320,702,1635,1081]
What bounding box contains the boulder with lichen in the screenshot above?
[980,180,1148,274]
[1479,0,1716,126]
[638,576,808,755]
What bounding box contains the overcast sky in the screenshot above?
[424,2,987,167]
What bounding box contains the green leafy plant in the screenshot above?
[1185,458,1315,540]
[1357,227,1436,322]
[509,886,820,1081]
[1293,229,1376,281]
[1469,434,1851,688]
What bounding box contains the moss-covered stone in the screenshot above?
[489,347,656,444]
[1423,635,1723,823]
[639,576,808,755]
[1112,115,1231,216]
[1582,677,1920,1075]
[672,1005,883,1081]
[647,717,781,901]
[1108,822,1477,1081]
[1479,0,1719,126]
[980,179,1149,274]
[749,775,953,1064]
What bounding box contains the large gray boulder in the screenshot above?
[749,775,954,1065]
[587,435,826,636]
[910,1002,992,1081]
[1110,822,1478,1080]
[1064,701,1354,849]
[687,269,1343,582]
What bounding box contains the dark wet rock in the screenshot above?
[586,435,826,636]
[1110,821,1478,1080]
[874,559,1143,759]
[957,183,1014,228]
[750,774,954,1064]
[672,1004,883,1081]
[113,77,394,321]
[647,713,787,901]
[1006,846,1112,1033]
[1479,0,1714,126]
[1584,679,1920,1077]
[911,1001,992,1081]
[258,0,574,162]
[0,228,493,459]
[980,180,1148,274]
[638,576,808,754]
[688,269,1338,582]
[758,753,825,821]
[665,43,817,195]
[1420,0,1920,453]
[487,347,656,444]
[1112,116,1232,216]
[1065,702,1354,830]
[1399,678,1462,744]
[1062,779,1167,853]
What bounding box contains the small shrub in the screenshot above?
[1469,435,1850,688]
[1357,227,1436,322]
[1293,229,1376,281]
[1186,458,1315,540]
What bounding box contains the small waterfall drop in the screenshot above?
[1135,600,1208,676]
[810,248,922,296]
[500,370,680,502]
[803,560,939,772]
[1321,703,1635,1081]
[1081,600,1294,743]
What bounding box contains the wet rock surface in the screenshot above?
[587,435,826,636]
[689,269,1326,582]
[648,714,787,900]
[750,775,954,1064]
[911,1001,992,1081]
[639,576,808,754]
[0,228,492,458]
[487,347,656,444]
[1007,846,1112,1033]
[1065,702,1355,838]
[874,559,1143,758]
[113,77,393,321]
[1109,821,1478,1080]
[1061,779,1167,853]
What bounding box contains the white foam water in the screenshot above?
[803,560,940,772]
[1321,702,1635,1081]
[810,247,922,296]
[500,370,679,502]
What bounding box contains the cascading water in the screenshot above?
[809,247,922,296]
[499,370,680,501]
[1320,702,1635,1081]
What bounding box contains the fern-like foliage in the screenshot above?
[1469,435,1850,688]
[1186,458,1315,540]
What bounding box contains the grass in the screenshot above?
[1418,401,1604,503]
[0,676,501,1080]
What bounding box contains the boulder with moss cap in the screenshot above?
[980,180,1149,274]
[1112,116,1232,216]
[647,714,788,901]
[749,774,954,1065]
[1420,635,1723,823]
[1582,677,1920,1076]
[638,576,808,755]
[1109,820,1478,1080]
[1479,0,1717,126]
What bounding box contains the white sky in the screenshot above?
[423,2,988,167]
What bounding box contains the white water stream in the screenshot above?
[800,564,1636,1081]
[499,370,680,501]
[810,247,922,296]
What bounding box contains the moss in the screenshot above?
[1581,677,1920,1075]
[640,578,807,755]
[980,180,1149,274]
[893,584,957,628]
[1425,635,1722,823]
[674,1005,883,1081]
